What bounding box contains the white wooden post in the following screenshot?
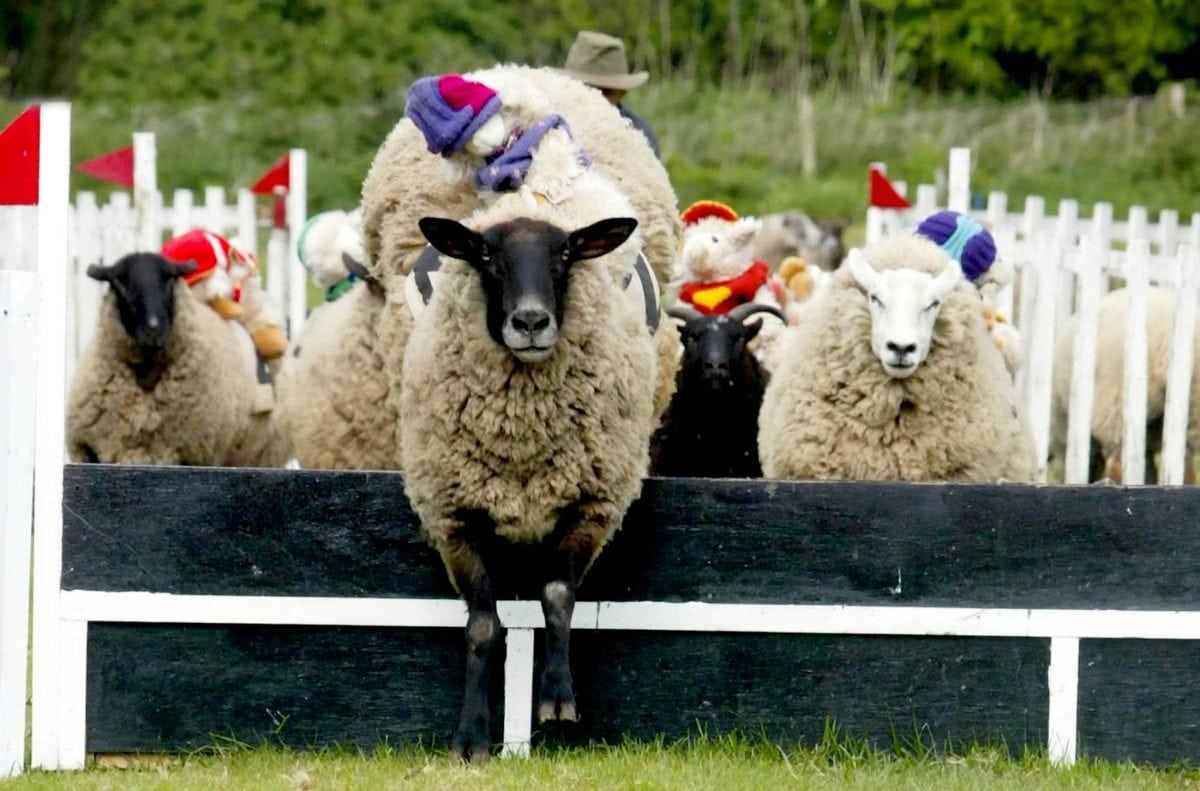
[73,192,101,364]
[101,192,132,265]
[947,147,970,214]
[1055,200,1079,334]
[203,185,226,235]
[500,628,535,758]
[0,270,37,777]
[1160,244,1199,485]
[30,101,73,770]
[132,132,157,250]
[1047,636,1080,766]
[286,149,308,337]
[1121,240,1150,485]
[914,184,938,218]
[1064,235,1103,484]
[1014,195,1046,398]
[1191,213,1200,250]
[170,188,194,237]
[236,188,257,256]
[1026,235,1060,482]
[1158,209,1179,258]
[1127,206,1149,245]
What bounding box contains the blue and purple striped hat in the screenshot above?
[915,210,996,283]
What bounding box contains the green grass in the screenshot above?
[4,735,1199,790]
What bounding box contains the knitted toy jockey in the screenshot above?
[404,72,590,193]
[915,210,1021,375]
[296,209,369,302]
[160,229,288,359]
[676,200,785,315]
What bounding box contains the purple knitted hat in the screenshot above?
[404,74,502,156]
[915,210,996,282]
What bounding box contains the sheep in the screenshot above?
[401,184,658,762]
[1050,286,1199,483]
[272,280,396,470]
[752,210,847,271]
[759,235,1035,482]
[67,252,285,467]
[360,66,681,470]
[650,302,784,478]
[272,207,398,470]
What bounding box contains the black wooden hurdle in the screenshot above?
[45,464,1200,766]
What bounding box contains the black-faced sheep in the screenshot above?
[402,195,657,762]
[651,303,784,478]
[759,236,1035,482]
[67,253,284,466]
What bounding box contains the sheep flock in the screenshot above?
[75,63,1197,763]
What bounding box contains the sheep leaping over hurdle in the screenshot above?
[759,235,1035,482]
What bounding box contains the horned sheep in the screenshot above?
[759,235,1035,482]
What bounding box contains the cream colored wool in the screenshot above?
[400,198,657,552]
[67,283,284,467]
[274,282,397,470]
[360,64,680,285]
[1050,287,1200,468]
[759,235,1034,482]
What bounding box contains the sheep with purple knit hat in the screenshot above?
[916,209,1021,376]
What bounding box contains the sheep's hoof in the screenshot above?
[450,721,491,764]
[537,673,578,723]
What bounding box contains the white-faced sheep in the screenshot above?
[651,303,784,478]
[402,180,659,762]
[1051,286,1199,483]
[759,236,1035,482]
[68,252,284,467]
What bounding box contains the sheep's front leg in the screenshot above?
[440,522,501,763]
[538,509,613,724]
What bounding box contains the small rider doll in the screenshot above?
[160,229,289,359]
[675,200,783,315]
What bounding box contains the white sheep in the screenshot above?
[1051,286,1200,483]
[68,252,284,467]
[759,236,1035,482]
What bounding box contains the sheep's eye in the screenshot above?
[711,235,719,243]
[926,300,940,311]
[870,294,884,308]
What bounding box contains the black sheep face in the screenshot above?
[87,253,196,351]
[678,314,763,390]
[419,215,637,363]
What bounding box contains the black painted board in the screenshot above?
[65,464,1200,609]
[86,623,503,752]
[1078,640,1200,766]
[87,625,1048,754]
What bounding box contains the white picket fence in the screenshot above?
[57,132,310,381]
[869,148,1200,485]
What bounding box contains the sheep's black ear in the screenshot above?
[168,259,198,279]
[419,217,484,262]
[743,317,764,342]
[86,263,114,282]
[566,218,638,261]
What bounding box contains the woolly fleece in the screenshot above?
[1050,286,1200,465]
[360,65,679,285]
[273,282,397,470]
[759,235,1034,482]
[67,283,284,466]
[400,199,657,552]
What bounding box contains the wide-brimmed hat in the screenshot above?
[554,31,648,91]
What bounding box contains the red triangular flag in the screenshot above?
[252,153,289,194]
[0,106,41,206]
[869,167,911,209]
[78,146,134,189]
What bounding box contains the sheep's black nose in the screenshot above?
[703,359,730,376]
[511,309,552,334]
[886,341,917,356]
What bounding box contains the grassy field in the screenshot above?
[5,737,1199,790]
[4,82,1197,225]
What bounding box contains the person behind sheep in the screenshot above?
[554,31,660,158]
